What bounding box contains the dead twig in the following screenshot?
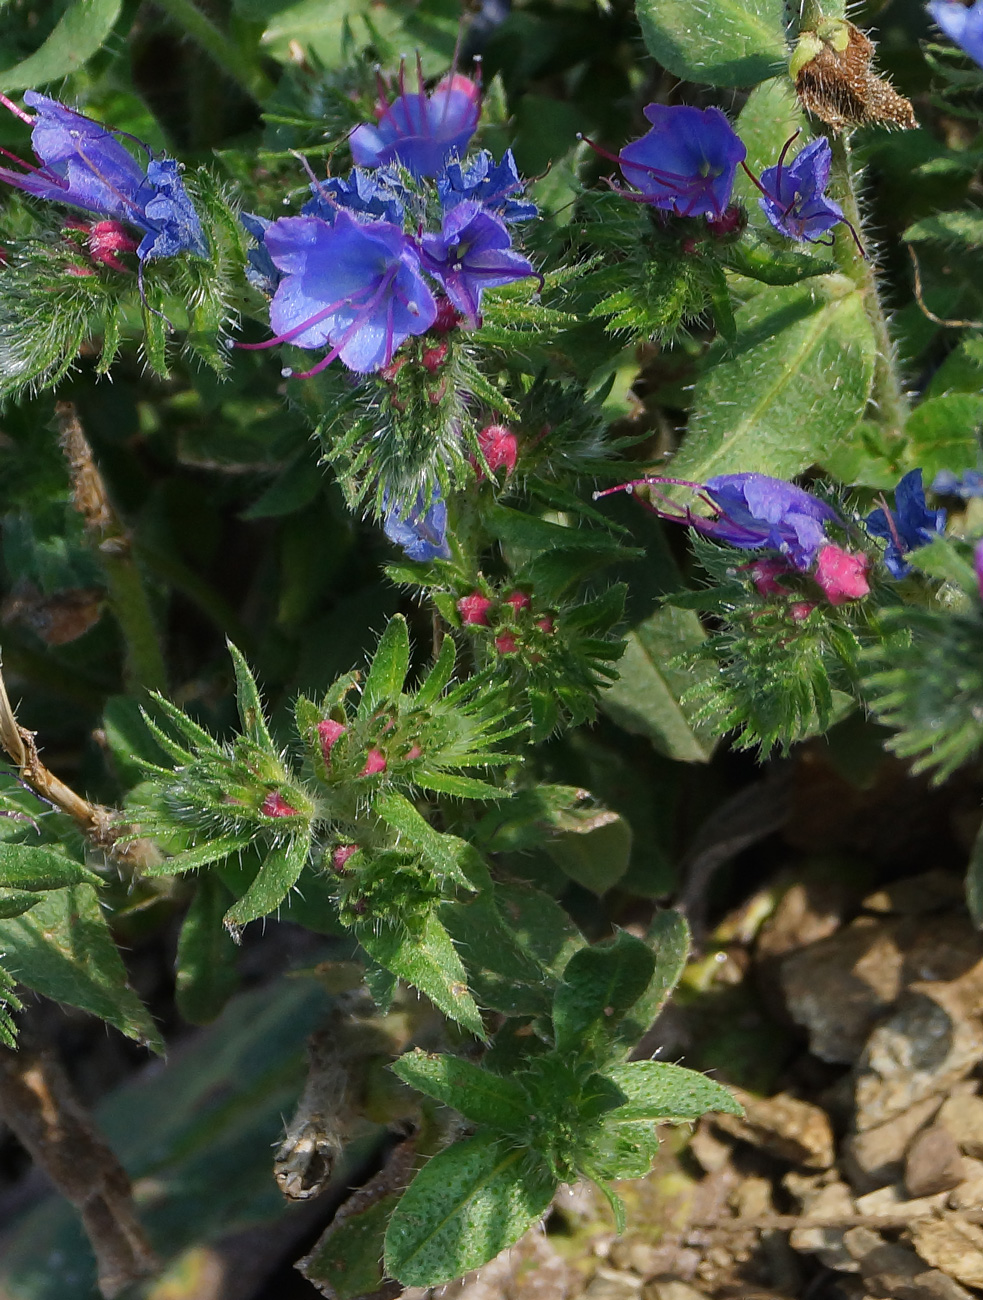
[0,1037,159,1297]
[907,245,983,329]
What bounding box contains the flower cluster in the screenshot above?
[0,90,207,265]
[241,59,538,379]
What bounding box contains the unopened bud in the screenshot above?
[503,590,531,615]
[813,544,870,606]
[457,591,493,626]
[405,743,423,760]
[261,791,299,817]
[379,356,408,383]
[317,719,347,763]
[358,748,387,777]
[789,601,816,622]
[477,424,518,477]
[748,557,792,596]
[89,220,140,272]
[331,844,359,872]
[495,632,519,655]
[422,343,449,373]
[536,615,554,634]
[432,298,461,334]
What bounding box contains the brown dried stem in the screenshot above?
[0,1036,159,1297]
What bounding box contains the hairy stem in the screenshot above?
[829,134,909,444]
[150,0,275,103]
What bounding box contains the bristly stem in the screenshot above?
[828,132,909,444]
[150,0,275,103]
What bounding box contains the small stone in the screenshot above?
[947,1156,983,1209]
[584,1268,644,1300]
[716,1089,835,1169]
[910,1218,983,1289]
[789,1179,859,1272]
[846,1232,926,1294]
[854,1183,947,1219]
[756,880,846,959]
[893,1271,975,1300]
[642,1283,706,1300]
[904,1125,965,1197]
[842,1097,943,1194]
[854,981,983,1131]
[936,1092,983,1160]
[780,917,905,1064]
[688,1121,732,1174]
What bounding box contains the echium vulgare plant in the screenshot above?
[3,0,983,1292]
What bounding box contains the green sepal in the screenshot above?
[228,641,277,755]
[142,832,257,877]
[373,791,477,890]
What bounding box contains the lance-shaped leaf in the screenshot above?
[224,831,312,928]
[442,889,555,1018]
[0,884,163,1052]
[359,615,411,720]
[143,831,257,878]
[391,1050,532,1134]
[614,909,691,1052]
[635,0,788,89]
[374,791,477,890]
[601,1062,742,1121]
[552,931,655,1055]
[670,276,876,484]
[228,641,277,754]
[0,843,101,892]
[357,913,485,1039]
[0,0,122,91]
[384,1132,556,1286]
[176,875,241,1025]
[0,889,44,919]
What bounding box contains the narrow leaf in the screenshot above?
[224,832,311,927]
[143,832,256,877]
[0,0,122,91]
[414,635,457,709]
[359,615,410,720]
[602,1061,742,1121]
[0,843,101,892]
[384,1133,556,1287]
[391,1049,532,1134]
[228,642,277,754]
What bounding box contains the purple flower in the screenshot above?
[383,488,451,561]
[865,470,946,578]
[618,104,746,220]
[241,212,282,296]
[420,201,537,323]
[758,138,845,243]
[0,91,206,261]
[438,150,538,223]
[928,1,983,66]
[302,168,405,226]
[350,62,481,178]
[241,210,436,377]
[932,469,983,498]
[597,473,838,568]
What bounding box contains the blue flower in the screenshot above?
[438,150,538,223]
[0,91,206,261]
[928,0,983,66]
[350,62,481,178]
[420,201,537,323]
[383,488,451,561]
[865,470,947,577]
[241,212,282,296]
[618,104,747,220]
[758,138,845,243]
[241,210,437,377]
[301,168,405,226]
[932,469,983,498]
[700,473,838,569]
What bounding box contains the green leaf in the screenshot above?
[671,276,877,484]
[0,843,101,892]
[733,78,811,207]
[0,889,44,919]
[901,393,983,481]
[359,615,411,720]
[374,791,475,889]
[493,882,586,977]
[414,635,457,709]
[614,910,691,1051]
[0,0,122,90]
[601,606,716,763]
[176,875,241,1025]
[552,931,655,1055]
[391,1049,532,1134]
[602,1062,742,1121]
[544,808,632,895]
[384,1132,556,1287]
[299,1185,402,1299]
[441,890,553,1017]
[635,0,787,88]
[414,770,506,800]
[223,832,312,927]
[143,831,257,877]
[228,642,277,754]
[905,210,983,248]
[357,913,485,1039]
[579,1117,661,1181]
[0,884,163,1052]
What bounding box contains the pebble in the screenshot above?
[936,1092,983,1160]
[842,1096,943,1193]
[584,1268,644,1300]
[642,1283,707,1300]
[910,1218,983,1289]
[788,1179,859,1272]
[946,1155,983,1209]
[853,1183,948,1218]
[716,1089,835,1169]
[904,1125,965,1197]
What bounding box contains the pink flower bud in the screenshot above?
[432,298,461,334]
[317,719,347,763]
[536,615,555,635]
[789,601,816,622]
[477,424,518,477]
[358,748,387,777]
[813,544,870,606]
[503,590,532,615]
[747,557,793,596]
[422,343,449,373]
[89,220,140,272]
[261,791,298,817]
[405,743,423,760]
[332,844,359,872]
[379,356,408,383]
[457,591,493,625]
[495,632,519,655]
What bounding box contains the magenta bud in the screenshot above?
[457,591,493,625]
[432,297,461,334]
[477,424,519,477]
[503,589,532,615]
[747,557,793,596]
[789,601,816,622]
[261,791,299,817]
[536,615,555,634]
[317,719,347,763]
[405,743,423,760]
[332,844,359,872]
[495,632,519,655]
[813,544,870,606]
[89,220,140,271]
[358,748,387,777]
[422,342,449,373]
